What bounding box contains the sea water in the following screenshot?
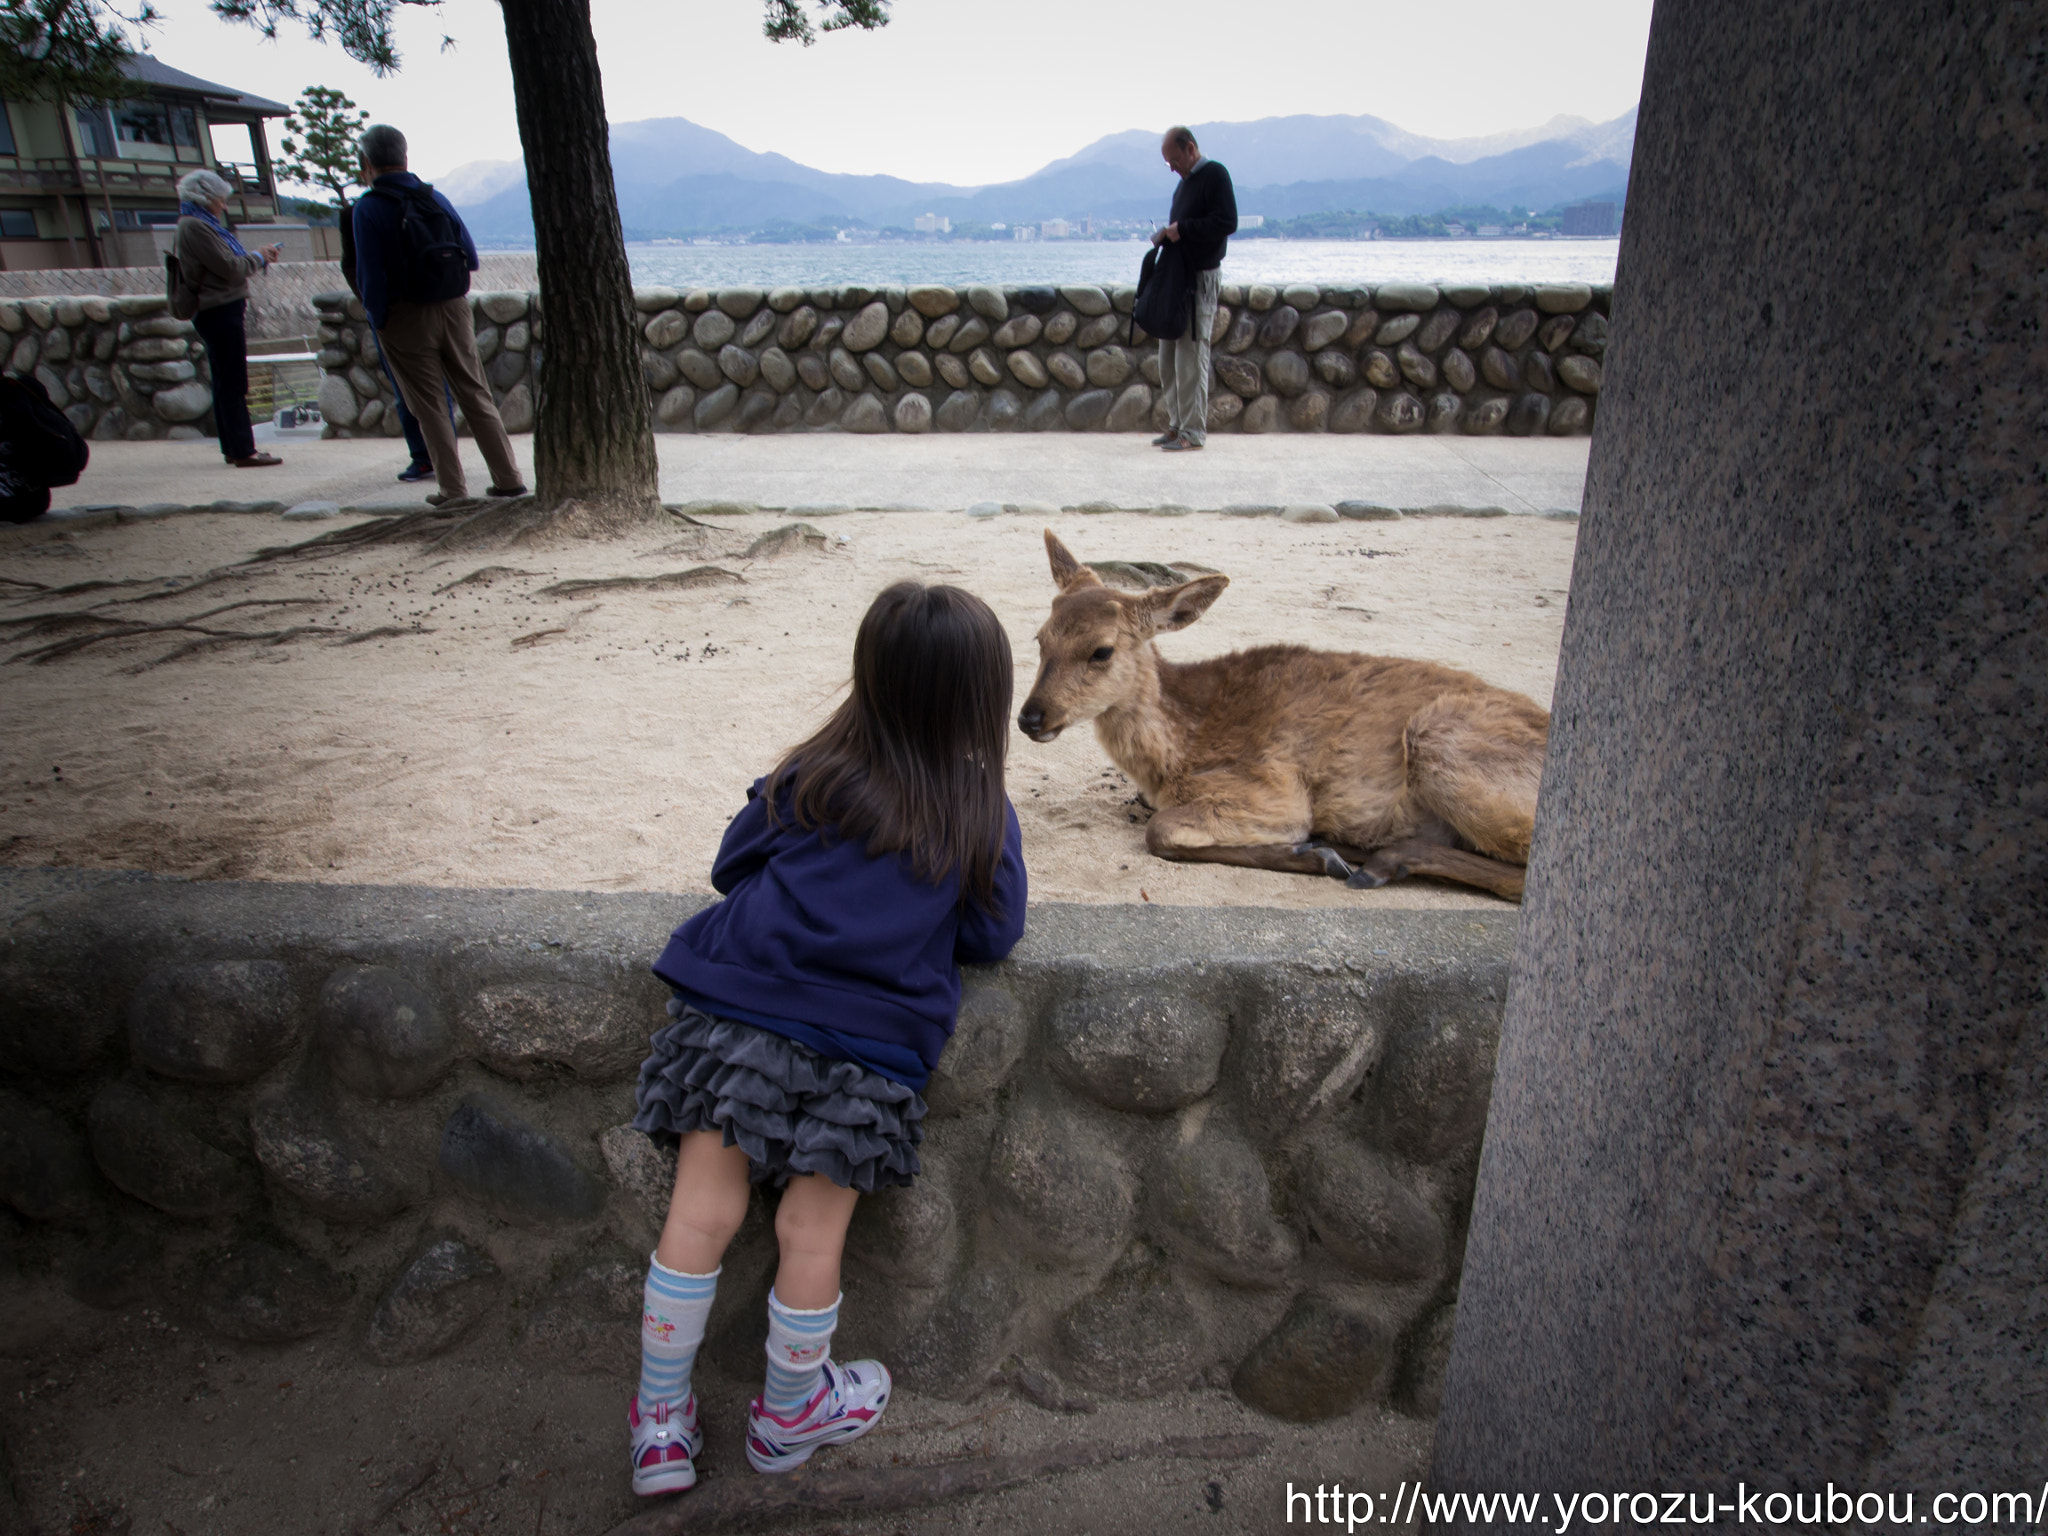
[622,238,1620,292]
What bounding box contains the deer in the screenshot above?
[1015,530,1550,902]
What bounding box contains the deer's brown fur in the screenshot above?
[1017,530,1549,901]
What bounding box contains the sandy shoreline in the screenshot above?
[0,507,1576,912]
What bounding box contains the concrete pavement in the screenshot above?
[56,428,1588,517]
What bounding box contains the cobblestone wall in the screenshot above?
[0,295,217,442]
[0,873,1508,1422]
[315,279,1609,440]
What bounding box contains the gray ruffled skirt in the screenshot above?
[632,999,926,1192]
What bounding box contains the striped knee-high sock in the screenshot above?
[762,1288,839,1415]
[640,1257,718,1411]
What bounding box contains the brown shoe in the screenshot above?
[230,452,283,468]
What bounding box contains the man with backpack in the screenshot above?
[352,124,527,505]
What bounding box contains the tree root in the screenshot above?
[741,522,831,560]
[3,601,330,661]
[600,1432,1268,1535]
[132,625,347,670]
[334,626,437,646]
[432,566,538,594]
[534,567,743,599]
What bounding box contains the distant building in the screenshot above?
[0,54,297,269]
[1563,201,1618,236]
[1012,224,1038,241]
[1039,218,1070,239]
[990,222,1006,232]
[1478,224,1504,237]
[1239,214,1264,229]
[913,212,950,234]
[1444,222,1469,236]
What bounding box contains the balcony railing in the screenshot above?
[0,156,272,199]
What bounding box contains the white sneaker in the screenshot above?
[744,1358,892,1473]
[628,1391,702,1496]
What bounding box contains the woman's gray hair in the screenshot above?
[178,168,235,204]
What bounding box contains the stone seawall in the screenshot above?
[314,280,1609,440]
[0,294,219,443]
[0,871,1508,1422]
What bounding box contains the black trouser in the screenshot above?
[192,298,255,461]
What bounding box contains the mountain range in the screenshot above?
[436,108,1636,243]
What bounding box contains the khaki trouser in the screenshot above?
[377,296,522,498]
[1158,267,1221,444]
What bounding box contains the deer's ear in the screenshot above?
[1045,529,1101,591]
[1143,574,1229,634]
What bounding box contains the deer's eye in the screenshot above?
[1090,646,1115,664]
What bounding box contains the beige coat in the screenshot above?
[173,215,268,311]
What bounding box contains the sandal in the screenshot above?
[230,452,283,468]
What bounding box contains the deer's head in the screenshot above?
[1016,529,1229,742]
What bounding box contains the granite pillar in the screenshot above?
[1432,0,2047,1502]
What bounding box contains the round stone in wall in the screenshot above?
[715,286,764,319]
[1508,391,1552,436]
[1214,355,1262,399]
[363,1232,505,1366]
[842,300,891,352]
[1045,981,1227,1112]
[890,308,924,348]
[1256,305,1300,348]
[1415,307,1462,354]
[0,1090,102,1226]
[1246,284,1277,312]
[152,381,214,423]
[1549,395,1592,433]
[438,1094,604,1226]
[1534,282,1593,314]
[691,310,736,350]
[1360,348,1400,389]
[984,387,1021,429]
[1207,391,1245,428]
[1057,1270,1204,1397]
[759,346,796,393]
[1441,347,1477,393]
[894,392,932,432]
[1524,350,1557,394]
[317,965,453,1100]
[1065,388,1112,429]
[934,352,969,390]
[1314,348,1357,389]
[1059,285,1112,316]
[87,1073,249,1219]
[1240,395,1280,433]
[986,1089,1133,1265]
[1395,342,1437,389]
[676,348,721,391]
[1480,346,1522,391]
[1376,391,1425,433]
[1022,388,1066,432]
[1343,308,1381,348]
[1374,313,1421,347]
[1107,382,1153,432]
[1569,311,1610,356]
[894,350,933,388]
[1427,391,1462,432]
[1494,308,1540,351]
[1298,309,1348,353]
[768,285,806,313]
[1265,350,1310,397]
[1559,354,1603,393]
[1463,392,1510,435]
[924,313,961,351]
[863,351,899,392]
[642,349,679,391]
[1458,306,1499,350]
[249,1084,423,1223]
[199,1240,348,1343]
[127,959,298,1084]
[739,308,776,349]
[778,306,819,349]
[968,347,1003,387]
[656,384,695,427]
[1281,283,1320,311]
[1046,351,1085,391]
[1042,310,1078,346]
[1085,346,1133,388]
[1147,1132,1298,1288]
[463,981,652,1082]
[1006,350,1049,390]
[638,309,688,352]
[1329,388,1377,433]
[1288,391,1329,431]
[966,284,1007,322]
[1303,1140,1444,1280]
[1374,282,1440,313]
[1537,313,1577,354]
[841,392,889,433]
[935,388,979,432]
[828,347,865,393]
[1075,312,1123,350]
[478,291,528,324]
[993,314,1043,349]
[949,316,991,353]
[908,285,959,317]
[1233,1293,1402,1422]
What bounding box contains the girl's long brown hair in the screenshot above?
[766,582,1013,909]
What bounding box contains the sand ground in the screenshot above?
[0,507,1576,911]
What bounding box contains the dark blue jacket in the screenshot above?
[350,172,478,330]
[652,777,1028,1091]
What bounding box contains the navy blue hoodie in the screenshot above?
[652,777,1027,1090]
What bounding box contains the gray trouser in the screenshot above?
[1158,267,1221,444]
[379,296,522,498]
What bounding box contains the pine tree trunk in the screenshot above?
[496,0,660,529]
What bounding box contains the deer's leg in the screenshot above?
[1345,840,1527,902]
[1144,788,1355,879]
[1401,696,1549,864]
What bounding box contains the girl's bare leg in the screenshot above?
[656,1130,752,1274]
[771,1172,859,1308]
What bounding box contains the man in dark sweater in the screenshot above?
[1152,127,1237,450]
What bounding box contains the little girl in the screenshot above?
[626,580,1028,1496]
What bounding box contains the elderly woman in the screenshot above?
[173,169,285,468]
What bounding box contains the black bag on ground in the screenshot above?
[1132,242,1191,343]
[0,372,88,524]
[368,182,471,304]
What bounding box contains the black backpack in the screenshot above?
[369,182,471,305]
[0,373,90,489]
[1132,242,1191,342]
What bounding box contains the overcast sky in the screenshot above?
[148,0,1653,189]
